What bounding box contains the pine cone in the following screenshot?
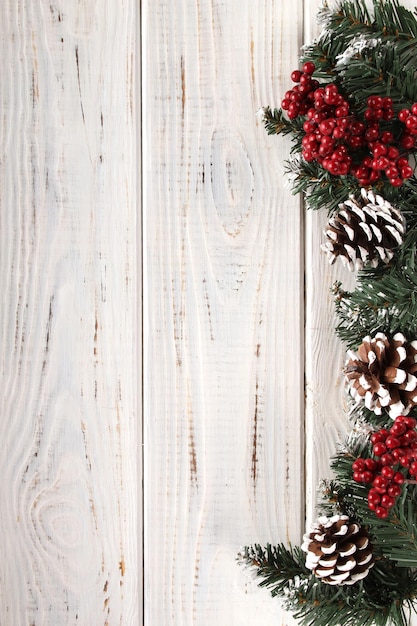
[302,515,374,586]
[321,189,405,271]
[345,332,417,417]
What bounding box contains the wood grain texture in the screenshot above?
[302,0,355,526]
[143,1,304,624]
[0,1,139,623]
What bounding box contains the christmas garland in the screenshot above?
[238,2,417,625]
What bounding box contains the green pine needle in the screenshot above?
[238,537,417,626]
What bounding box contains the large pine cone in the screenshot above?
[345,332,417,417]
[302,515,374,586]
[321,189,405,271]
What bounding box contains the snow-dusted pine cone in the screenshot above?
[345,332,417,417]
[302,515,374,586]
[321,188,405,271]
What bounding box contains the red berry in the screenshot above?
[400,456,411,467]
[371,431,387,444]
[383,97,394,110]
[399,108,410,122]
[394,471,405,484]
[291,70,303,83]
[376,156,390,170]
[338,162,349,176]
[387,146,400,160]
[319,119,336,135]
[352,459,366,472]
[404,417,417,429]
[372,143,388,157]
[392,447,406,460]
[337,116,350,129]
[402,430,417,445]
[385,435,401,450]
[375,506,389,519]
[365,127,380,143]
[390,421,407,436]
[386,164,399,178]
[287,103,299,119]
[380,131,394,144]
[332,127,346,139]
[368,490,381,505]
[401,133,415,149]
[369,96,384,108]
[365,458,378,471]
[373,475,389,493]
[381,494,395,509]
[410,461,417,476]
[290,91,303,102]
[387,484,402,497]
[401,164,413,179]
[406,115,417,130]
[380,453,395,466]
[303,120,316,134]
[348,135,366,149]
[381,466,395,479]
[362,470,375,483]
[373,442,387,457]
[335,106,349,118]
[303,61,315,75]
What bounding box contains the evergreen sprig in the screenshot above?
[264,0,417,214]
[239,539,417,626]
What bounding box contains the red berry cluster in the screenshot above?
[281,62,417,187]
[352,415,417,519]
[281,61,320,119]
[350,97,414,187]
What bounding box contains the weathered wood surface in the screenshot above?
[144,1,304,624]
[0,1,139,624]
[143,0,417,625]
[3,0,417,624]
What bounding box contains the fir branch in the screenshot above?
[259,106,303,136]
[239,539,417,626]
[238,543,309,596]
[334,265,417,348]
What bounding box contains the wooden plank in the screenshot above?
[0,1,139,623]
[143,1,304,624]
[303,0,355,525]
[302,0,354,515]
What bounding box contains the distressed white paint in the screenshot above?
[0,1,138,624]
[143,0,417,625]
[143,1,304,624]
[2,0,417,625]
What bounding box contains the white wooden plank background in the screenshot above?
[2,0,417,625]
[143,1,327,625]
[0,1,139,624]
